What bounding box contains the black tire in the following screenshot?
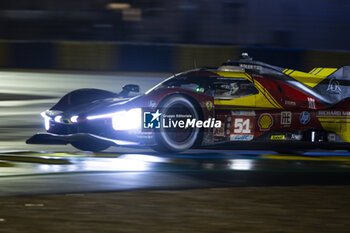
[71,141,110,152]
[153,95,201,153]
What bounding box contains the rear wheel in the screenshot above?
[71,141,110,152]
[153,95,201,153]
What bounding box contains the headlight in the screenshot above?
[112,108,142,131]
[54,115,62,123]
[87,108,142,131]
[71,115,79,123]
[41,112,51,130]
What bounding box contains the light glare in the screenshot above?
[71,115,79,123]
[230,159,253,170]
[112,108,142,131]
[87,113,114,120]
[87,108,142,131]
[41,112,51,130]
[54,115,62,123]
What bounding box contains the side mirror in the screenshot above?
[119,84,140,97]
[123,84,140,93]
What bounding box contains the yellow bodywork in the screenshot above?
[283,67,350,142]
[212,69,350,142]
[317,115,350,142]
[282,68,337,88]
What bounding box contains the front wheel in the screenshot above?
[71,141,110,152]
[153,95,201,153]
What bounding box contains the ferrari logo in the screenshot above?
[206,101,213,111]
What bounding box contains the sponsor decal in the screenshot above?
[231,110,256,116]
[143,109,222,129]
[328,133,336,142]
[284,100,296,106]
[258,113,273,131]
[327,78,341,94]
[230,134,254,141]
[214,127,225,137]
[317,110,350,116]
[307,97,316,109]
[270,135,286,140]
[206,101,213,111]
[280,111,292,125]
[149,100,156,108]
[300,111,310,125]
[239,64,262,70]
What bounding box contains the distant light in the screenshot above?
[71,115,79,123]
[54,116,62,123]
[122,8,142,21]
[106,3,131,10]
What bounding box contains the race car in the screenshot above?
[27,53,350,153]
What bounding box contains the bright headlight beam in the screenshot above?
[112,108,142,131]
[87,108,142,131]
[87,113,114,120]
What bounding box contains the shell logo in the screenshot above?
[258,113,273,131]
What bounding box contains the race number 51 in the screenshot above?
[234,118,251,134]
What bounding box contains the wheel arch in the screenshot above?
[157,93,204,120]
[155,93,205,151]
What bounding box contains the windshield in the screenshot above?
[145,74,210,94]
[145,72,259,99]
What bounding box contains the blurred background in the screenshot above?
[0,0,349,72]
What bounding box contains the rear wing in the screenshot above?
[311,66,350,104]
[282,66,350,105]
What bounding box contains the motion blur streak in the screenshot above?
[229,159,253,170]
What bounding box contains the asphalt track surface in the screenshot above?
[1,70,350,196]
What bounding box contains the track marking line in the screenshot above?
[260,154,350,161]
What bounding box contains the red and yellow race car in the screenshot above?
[27,53,350,153]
